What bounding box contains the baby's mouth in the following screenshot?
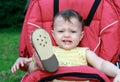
[63,40,72,44]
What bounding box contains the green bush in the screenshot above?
[0,0,27,28]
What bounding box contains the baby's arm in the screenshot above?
[11,53,45,73]
[11,57,32,73]
[86,50,120,82]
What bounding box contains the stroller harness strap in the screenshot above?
[53,0,101,26]
[84,0,101,26]
[54,0,59,17]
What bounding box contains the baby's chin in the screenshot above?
[61,46,76,50]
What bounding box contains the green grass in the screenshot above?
[0,27,25,82]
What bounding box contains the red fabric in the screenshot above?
[19,0,120,63]
[21,66,111,82]
[19,0,120,81]
[111,0,120,17]
[80,0,120,63]
[19,0,100,57]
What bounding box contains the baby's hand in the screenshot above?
[11,57,32,73]
[113,74,120,82]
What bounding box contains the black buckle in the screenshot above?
[115,62,120,69]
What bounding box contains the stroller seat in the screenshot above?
[19,0,120,81]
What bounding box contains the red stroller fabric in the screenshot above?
[19,0,120,81]
[19,0,120,63]
[21,66,110,82]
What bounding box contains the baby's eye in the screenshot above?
[58,31,64,33]
[71,31,77,33]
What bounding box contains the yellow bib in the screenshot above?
[53,46,88,66]
[52,46,89,82]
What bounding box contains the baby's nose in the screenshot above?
[64,32,70,37]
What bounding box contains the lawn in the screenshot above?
[0,27,25,82]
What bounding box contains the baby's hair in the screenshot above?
[54,9,84,28]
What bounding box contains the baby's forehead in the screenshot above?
[54,17,82,29]
[54,16,79,22]
[54,16,65,21]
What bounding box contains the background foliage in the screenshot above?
[0,0,27,81]
[0,0,27,28]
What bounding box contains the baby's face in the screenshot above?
[52,16,84,50]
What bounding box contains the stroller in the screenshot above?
[19,0,120,81]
